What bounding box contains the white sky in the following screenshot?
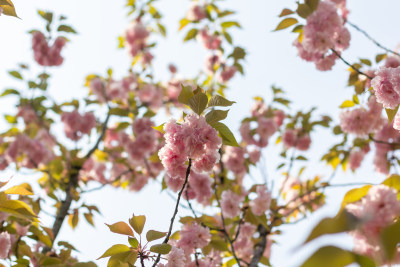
[1,0,400,266]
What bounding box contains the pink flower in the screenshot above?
[165,247,186,267]
[205,54,220,74]
[371,67,400,109]
[32,32,66,66]
[178,223,211,253]
[385,55,400,69]
[349,149,365,171]
[197,28,221,50]
[124,21,149,57]
[218,66,237,83]
[296,134,311,151]
[0,232,11,259]
[256,117,278,139]
[187,4,206,21]
[188,171,212,205]
[248,148,261,164]
[282,129,296,148]
[250,185,271,216]
[222,146,246,176]
[61,110,96,140]
[168,64,177,74]
[220,190,242,218]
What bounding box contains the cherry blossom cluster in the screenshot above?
[158,114,222,181]
[294,1,350,71]
[32,31,66,66]
[346,185,400,264]
[5,132,54,169]
[61,110,96,141]
[371,66,400,109]
[124,20,153,65]
[339,96,384,136]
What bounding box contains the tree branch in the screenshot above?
[331,49,373,80]
[152,159,192,267]
[249,224,270,267]
[347,21,400,57]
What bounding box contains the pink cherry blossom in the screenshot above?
[250,185,271,216]
[177,223,211,253]
[218,65,237,83]
[61,110,96,140]
[371,67,400,109]
[296,134,311,151]
[349,149,365,171]
[165,247,186,267]
[187,4,206,21]
[0,232,11,259]
[220,190,243,218]
[197,28,222,50]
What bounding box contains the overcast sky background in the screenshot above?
[1,0,400,266]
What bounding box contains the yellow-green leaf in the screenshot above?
[205,109,229,124]
[179,18,190,31]
[3,185,33,195]
[150,243,171,254]
[146,230,167,242]
[106,222,134,236]
[382,175,400,191]
[178,84,194,105]
[381,220,400,260]
[207,95,235,107]
[97,244,131,259]
[339,100,355,108]
[129,214,146,235]
[279,8,294,17]
[301,246,375,267]
[274,18,298,31]
[210,122,239,147]
[183,28,198,42]
[1,0,18,18]
[340,185,371,209]
[188,92,208,115]
[385,105,399,123]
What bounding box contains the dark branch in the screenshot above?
[152,159,192,267]
[347,21,400,57]
[331,49,373,80]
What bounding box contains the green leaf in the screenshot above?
[178,84,194,105]
[157,23,166,37]
[210,122,239,147]
[352,94,359,104]
[128,237,138,248]
[57,25,77,33]
[38,10,53,23]
[339,100,355,108]
[150,243,171,254]
[359,58,371,66]
[223,31,232,44]
[386,105,399,123]
[381,220,400,260]
[152,123,165,134]
[179,18,190,31]
[279,8,294,17]
[3,185,33,195]
[228,46,246,61]
[274,18,298,31]
[8,71,23,80]
[301,246,375,267]
[0,193,37,221]
[129,214,146,235]
[84,213,94,226]
[217,10,235,18]
[205,110,229,124]
[207,95,235,107]
[183,28,198,42]
[340,185,371,209]
[106,222,134,236]
[221,21,241,29]
[375,53,387,63]
[296,4,312,18]
[4,115,16,123]
[146,230,167,242]
[382,175,400,191]
[305,210,360,243]
[1,0,18,18]
[188,92,208,115]
[1,88,19,97]
[97,244,131,259]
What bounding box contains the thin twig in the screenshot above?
[331,49,373,80]
[347,21,400,57]
[152,159,192,267]
[214,185,242,267]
